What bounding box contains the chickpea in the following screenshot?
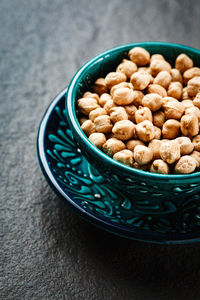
[153,111,165,128]
[190,151,200,168]
[150,159,170,174]
[187,76,200,97]
[193,92,200,109]
[183,67,200,84]
[88,132,106,149]
[162,119,180,139]
[105,72,127,88]
[167,82,183,100]
[185,106,200,122]
[147,84,167,98]
[154,126,162,139]
[150,59,171,77]
[79,116,88,125]
[110,82,133,97]
[77,98,99,115]
[176,137,194,155]
[180,114,199,137]
[94,115,113,133]
[93,78,109,95]
[153,71,172,89]
[102,138,126,157]
[130,71,151,90]
[135,120,154,142]
[135,106,153,124]
[89,107,107,121]
[170,69,183,83]
[113,87,134,105]
[110,107,128,123]
[138,67,151,74]
[104,99,116,114]
[131,90,144,107]
[175,53,193,73]
[160,140,181,164]
[126,139,145,151]
[150,54,165,62]
[148,139,162,159]
[192,135,200,151]
[112,120,136,140]
[162,98,185,120]
[134,145,153,165]
[142,93,162,112]
[182,100,194,110]
[83,92,99,101]
[113,149,134,166]
[124,104,137,122]
[116,59,137,78]
[80,120,96,136]
[182,87,191,100]
[128,47,150,66]
[99,93,112,106]
[132,162,150,171]
[174,155,196,174]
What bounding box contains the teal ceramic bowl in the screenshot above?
[65,42,200,238]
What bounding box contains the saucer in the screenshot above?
[37,87,200,244]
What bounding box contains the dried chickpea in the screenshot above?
[154,126,162,139]
[153,111,165,128]
[130,71,151,90]
[167,82,183,100]
[142,93,162,112]
[182,100,194,110]
[174,155,196,174]
[126,139,145,152]
[77,98,99,115]
[83,92,99,101]
[116,59,137,78]
[187,76,200,97]
[94,115,113,133]
[79,116,88,125]
[170,69,183,83]
[150,54,165,62]
[113,149,134,166]
[131,90,144,107]
[135,106,152,124]
[110,82,133,97]
[176,137,194,155]
[88,133,106,149]
[193,92,200,109]
[102,138,126,157]
[190,151,200,168]
[150,159,169,174]
[113,87,134,105]
[80,120,96,136]
[180,114,199,137]
[134,145,153,165]
[128,47,150,66]
[135,120,154,142]
[160,140,180,164]
[138,67,151,74]
[182,87,191,100]
[153,71,172,89]
[104,99,116,114]
[105,72,127,88]
[175,53,193,73]
[89,107,107,121]
[150,59,171,76]
[148,139,162,159]
[112,120,136,140]
[185,106,200,122]
[110,107,128,123]
[132,162,150,171]
[162,98,185,120]
[93,78,109,95]
[99,93,112,106]
[124,104,137,122]
[183,67,200,84]
[147,84,167,98]
[192,135,200,151]
[162,119,180,139]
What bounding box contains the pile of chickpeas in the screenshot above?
[77,47,200,174]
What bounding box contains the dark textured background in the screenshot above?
[1,0,200,299]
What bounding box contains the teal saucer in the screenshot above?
[37,87,200,244]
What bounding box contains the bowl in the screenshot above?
[66,42,200,237]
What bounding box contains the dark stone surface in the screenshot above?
[1,0,200,299]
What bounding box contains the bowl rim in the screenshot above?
[67,42,200,181]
